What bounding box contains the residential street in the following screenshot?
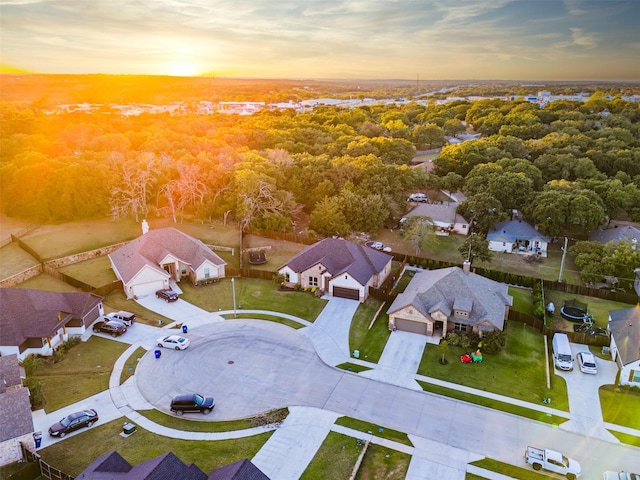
[35,296,640,479]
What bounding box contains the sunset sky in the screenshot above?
[1,0,639,80]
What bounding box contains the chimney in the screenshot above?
[141,219,149,235]
[463,260,471,274]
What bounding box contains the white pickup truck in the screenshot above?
[524,446,581,479]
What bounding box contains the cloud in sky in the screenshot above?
[1,0,638,80]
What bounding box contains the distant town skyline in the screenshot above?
[1,0,639,81]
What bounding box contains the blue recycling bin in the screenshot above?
[154,349,161,359]
[182,325,188,334]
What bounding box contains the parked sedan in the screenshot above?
[93,320,127,337]
[49,409,98,437]
[156,288,179,302]
[157,334,190,350]
[170,393,215,415]
[603,472,639,480]
[577,351,598,374]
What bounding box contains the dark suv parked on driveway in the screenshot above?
[170,393,215,415]
[156,289,179,302]
[93,320,127,337]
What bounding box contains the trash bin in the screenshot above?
[182,325,188,334]
[353,350,359,359]
[154,349,161,359]
[33,432,42,448]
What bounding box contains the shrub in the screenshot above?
[20,355,42,376]
[23,377,45,410]
[481,330,506,354]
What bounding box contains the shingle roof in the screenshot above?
[0,289,103,346]
[78,451,208,480]
[403,203,467,225]
[279,238,391,286]
[589,225,640,245]
[609,306,640,366]
[109,228,226,285]
[0,354,22,391]
[78,453,269,480]
[487,220,550,243]
[388,267,512,331]
[0,387,34,442]
[208,459,270,480]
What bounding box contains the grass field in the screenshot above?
[349,297,391,363]
[37,419,273,476]
[544,289,634,329]
[418,321,570,410]
[31,336,129,412]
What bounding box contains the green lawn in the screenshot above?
[37,419,272,476]
[103,290,175,326]
[300,431,363,480]
[600,385,640,430]
[58,255,118,288]
[355,443,411,480]
[17,272,80,292]
[509,286,534,315]
[470,457,559,480]
[544,290,634,329]
[120,347,147,385]
[138,407,288,432]
[349,298,392,363]
[179,277,328,322]
[231,313,306,328]
[31,337,130,412]
[335,417,413,446]
[417,321,570,411]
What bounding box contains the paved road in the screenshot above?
[134,320,640,478]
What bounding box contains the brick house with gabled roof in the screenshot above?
[387,263,512,337]
[108,227,226,299]
[0,288,103,360]
[608,306,640,387]
[278,238,392,302]
[0,354,36,466]
[77,451,270,480]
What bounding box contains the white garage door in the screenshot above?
[132,281,165,297]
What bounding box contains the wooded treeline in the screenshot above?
[2,92,640,243]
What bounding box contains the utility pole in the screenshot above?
[558,237,568,283]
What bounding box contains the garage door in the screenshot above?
[132,281,165,297]
[395,318,427,335]
[333,286,360,300]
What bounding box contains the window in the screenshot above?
[309,276,318,287]
[452,323,467,333]
[631,369,640,383]
[181,265,187,274]
[204,268,210,278]
[284,273,290,282]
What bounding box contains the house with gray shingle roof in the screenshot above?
[77,451,270,479]
[401,203,470,235]
[0,289,103,360]
[278,238,392,302]
[487,220,550,257]
[0,354,36,466]
[387,264,512,337]
[608,306,640,387]
[108,227,226,299]
[589,224,640,246]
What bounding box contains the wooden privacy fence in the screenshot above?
[19,443,74,480]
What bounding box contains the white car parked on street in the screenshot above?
[157,335,190,350]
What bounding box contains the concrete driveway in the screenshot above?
[555,341,619,441]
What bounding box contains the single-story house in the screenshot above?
[109,227,226,299]
[487,220,550,257]
[77,451,270,479]
[401,203,469,235]
[0,354,35,466]
[278,237,392,302]
[387,262,512,337]
[608,306,640,387]
[589,224,640,246]
[0,288,103,360]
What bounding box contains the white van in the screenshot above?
[552,333,573,371]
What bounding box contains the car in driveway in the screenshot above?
[48,409,98,437]
[157,334,190,350]
[577,351,598,374]
[93,320,127,337]
[603,472,639,480]
[156,288,179,302]
[170,393,215,415]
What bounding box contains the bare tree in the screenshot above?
[161,164,208,223]
[109,153,157,222]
